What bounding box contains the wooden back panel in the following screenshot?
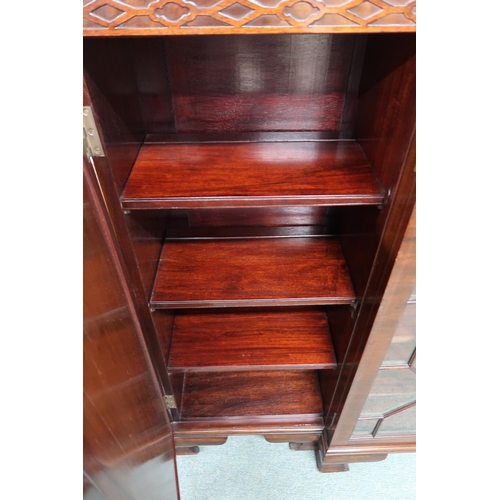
[85,35,360,136]
[164,34,355,133]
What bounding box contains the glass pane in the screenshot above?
[352,418,379,437]
[382,302,415,366]
[359,368,415,417]
[410,352,416,371]
[377,405,416,436]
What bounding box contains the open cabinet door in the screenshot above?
[84,155,180,500]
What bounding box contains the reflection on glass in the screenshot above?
[382,303,415,366]
[359,368,415,417]
[382,337,416,366]
[378,405,416,436]
[352,418,379,437]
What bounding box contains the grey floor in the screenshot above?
[176,435,416,500]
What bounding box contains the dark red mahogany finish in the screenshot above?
[84,158,179,499]
[169,308,336,372]
[164,35,355,133]
[121,139,383,209]
[180,371,323,419]
[83,29,416,477]
[151,237,355,309]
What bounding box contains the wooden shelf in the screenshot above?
[168,308,336,372]
[151,236,355,309]
[180,371,323,420]
[121,136,383,209]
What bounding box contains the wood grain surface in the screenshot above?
[151,236,355,308]
[180,370,323,419]
[169,308,336,371]
[163,35,354,133]
[121,140,383,209]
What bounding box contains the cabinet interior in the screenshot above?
[83,33,415,434]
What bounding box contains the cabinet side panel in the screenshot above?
[341,33,416,297]
[355,33,416,193]
[83,39,145,192]
[121,210,171,300]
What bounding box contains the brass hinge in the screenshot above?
[164,395,177,410]
[83,106,105,159]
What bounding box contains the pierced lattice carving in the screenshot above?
[84,0,416,35]
[155,3,190,21]
[219,3,255,20]
[348,1,383,20]
[89,4,126,22]
[283,2,319,21]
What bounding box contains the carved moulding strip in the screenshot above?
[315,429,415,472]
[83,0,416,35]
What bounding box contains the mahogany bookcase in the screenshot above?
[83,2,415,497]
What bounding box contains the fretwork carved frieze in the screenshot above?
[83,0,416,35]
